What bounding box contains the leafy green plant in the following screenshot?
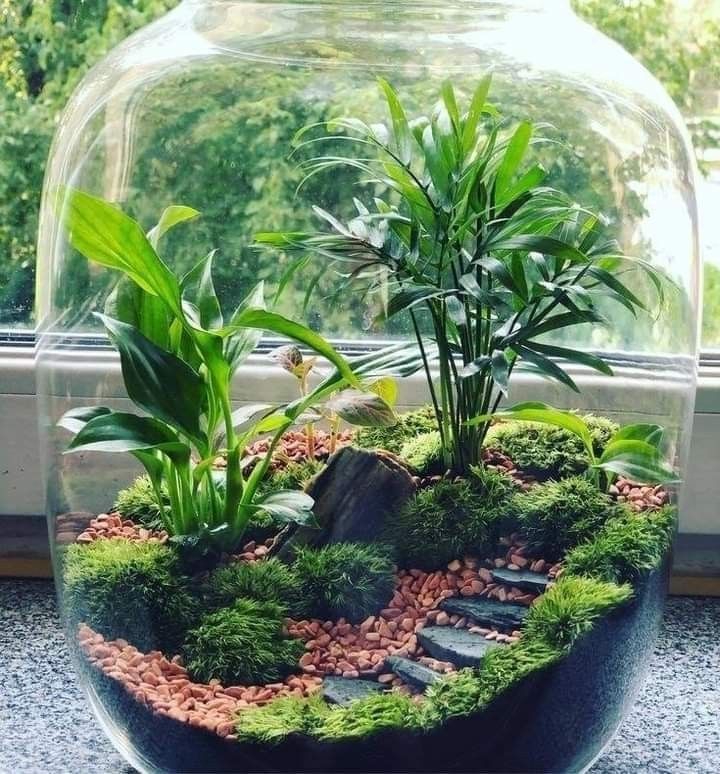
[512,476,617,560]
[472,402,678,489]
[200,558,299,613]
[290,542,395,623]
[484,414,617,479]
[55,189,403,557]
[524,575,633,651]
[564,505,676,584]
[256,78,664,476]
[384,467,515,570]
[63,537,198,652]
[182,598,303,684]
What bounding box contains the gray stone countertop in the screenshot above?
[1,579,718,774]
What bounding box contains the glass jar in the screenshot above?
[37,1,700,772]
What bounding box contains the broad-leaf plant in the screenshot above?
[256,77,671,478]
[56,190,405,557]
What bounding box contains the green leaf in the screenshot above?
[378,78,414,164]
[368,376,398,407]
[522,342,614,376]
[495,121,532,200]
[147,205,200,249]
[491,350,511,395]
[458,356,490,380]
[58,406,112,434]
[254,490,318,527]
[224,281,266,372]
[588,266,647,312]
[57,188,181,314]
[386,284,445,318]
[596,440,679,484]
[66,411,190,460]
[230,403,276,431]
[513,344,579,392]
[462,74,492,154]
[181,250,223,330]
[484,234,589,265]
[221,308,361,389]
[98,313,205,441]
[325,390,397,427]
[105,277,172,350]
[612,423,664,448]
[470,401,594,460]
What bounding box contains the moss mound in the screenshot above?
[316,691,424,741]
[290,542,395,623]
[384,467,515,570]
[485,415,618,479]
[512,476,616,559]
[564,505,676,584]
[114,475,168,530]
[235,695,331,744]
[259,459,324,497]
[524,575,633,651]
[354,405,437,454]
[63,538,197,652]
[201,558,299,613]
[399,431,443,475]
[183,598,303,684]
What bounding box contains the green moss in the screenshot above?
[399,431,443,475]
[513,476,616,559]
[524,575,633,651]
[564,505,676,584]
[423,638,562,725]
[113,475,168,530]
[201,558,299,612]
[354,405,437,454]
[384,468,515,570]
[291,542,395,623]
[183,598,304,684]
[234,694,331,744]
[485,415,618,479]
[316,691,424,741]
[259,459,325,497]
[63,538,197,652]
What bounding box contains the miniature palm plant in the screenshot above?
[256,77,666,476]
[56,190,402,556]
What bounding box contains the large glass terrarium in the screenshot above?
[36,1,700,772]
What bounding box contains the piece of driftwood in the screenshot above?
[272,447,417,559]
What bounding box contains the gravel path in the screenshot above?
[1,579,718,774]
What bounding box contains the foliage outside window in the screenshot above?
[0,0,718,346]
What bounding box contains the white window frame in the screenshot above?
[1,338,719,534]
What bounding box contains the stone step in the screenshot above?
[440,596,528,630]
[491,567,549,594]
[385,656,443,691]
[321,676,386,706]
[417,627,501,668]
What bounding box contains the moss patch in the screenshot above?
[183,598,303,685]
[524,575,633,651]
[316,691,424,741]
[384,467,515,570]
[290,542,395,623]
[399,431,443,475]
[485,415,617,479]
[423,637,563,725]
[63,538,197,652]
[512,476,617,559]
[354,405,437,454]
[564,505,676,584]
[201,558,299,613]
[234,694,331,744]
[113,475,167,530]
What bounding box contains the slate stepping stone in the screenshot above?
[417,627,500,668]
[322,676,386,706]
[491,567,549,594]
[385,656,443,690]
[440,596,528,630]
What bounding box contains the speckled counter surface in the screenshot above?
[1,580,718,774]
